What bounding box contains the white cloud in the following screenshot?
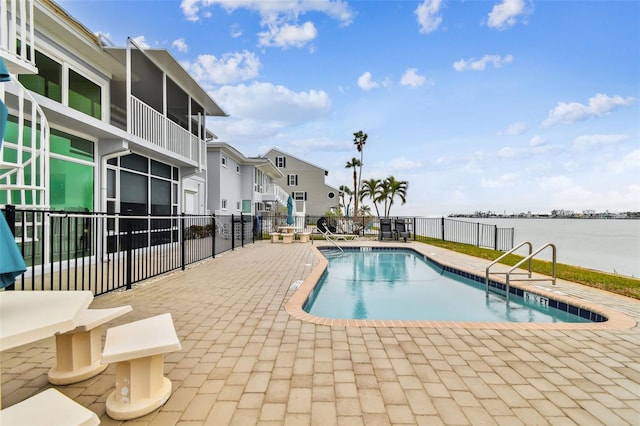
[181,0,353,48]
[400,68,428,88]
[415,0,443,34]
[529,135,545,147]
[211,81,331,124]
[258,21,317,48]
[172,38,188,53]
[607,150,640,173]
[131,35,150,49]
[496,147,516,159]
[357,72,379,91]
[230,24,242,38]
[453,54,513,72]
[388,157,423,171]
[182,50,261,85]
[481,173,517,188]
[487,0,529,30]
[499,121,527,136]
[539,175,593,208]
[572,134,628,151]
[543,94,637,127]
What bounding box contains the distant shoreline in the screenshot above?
[448,214,639,220]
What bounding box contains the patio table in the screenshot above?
[0,291,93,351]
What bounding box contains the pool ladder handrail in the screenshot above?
[321,231,344,254]
[486,242,557,299]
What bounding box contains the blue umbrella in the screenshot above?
[286,195,294,226]
[0,58,27,288]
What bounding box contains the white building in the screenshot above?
[1,0,226,250]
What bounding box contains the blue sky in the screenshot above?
[59,0,639,216]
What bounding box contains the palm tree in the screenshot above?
[358,204,372,216]
[338,185,353,217]
[359,178,382,217]
[345,157,361,216]
[384,176,408,216]
[353,130,368,212]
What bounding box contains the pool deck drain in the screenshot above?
[2,240,639,425]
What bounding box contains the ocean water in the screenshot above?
[461,218,640,278]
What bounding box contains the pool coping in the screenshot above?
[284,242,637,330]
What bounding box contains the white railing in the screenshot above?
[129,95,200,163]
[264,183,289,204]
[0,0,37,73]
[0,75,50,209]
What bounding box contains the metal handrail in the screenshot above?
[487,242,557,302]
[485,241,533,295]
[322,232,344,254]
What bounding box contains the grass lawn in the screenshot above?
[417,237,640,300]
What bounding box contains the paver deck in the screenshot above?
[2,240,639,425]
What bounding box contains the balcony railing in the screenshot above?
[262,183,288,205]
[129,95,202,166]
[0,0,37,74]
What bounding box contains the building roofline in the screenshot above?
[208,142,284,178]
[262,147,330,175]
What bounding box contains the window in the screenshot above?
[288,174,298,186]
[236,165,240,174]
[236,201,241,210]
[328,191,336,199]
[69,69,101,119]
[221,156,227,167]
[276,156,286,168]
[221,199,227,209]
[293,191,306,200]
[18,51,62,102]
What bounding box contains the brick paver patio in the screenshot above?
[2,240,639,425]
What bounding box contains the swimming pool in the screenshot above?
[303,248,602,324]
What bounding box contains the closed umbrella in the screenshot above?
[0,58,27,288]
[286,195,294,226]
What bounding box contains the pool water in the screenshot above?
[304,249,592,323]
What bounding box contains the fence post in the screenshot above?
[4,205,17,290]
[494,225,498,250]
[5,204,16,236]
[124,211,132,290]
[211,214,216,258]
[441,217,445,241]
[181,213,186,271]
[412,217,416,241]
[477,222,480,247]
[231,214,235,250]
[241,214,245,248]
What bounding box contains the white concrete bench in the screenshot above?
[0,388,100,425]
[48,305,132,385]
[101,313,182,420]
[281,232,294,244]
[297,232,311,243]
[270,232,280,243]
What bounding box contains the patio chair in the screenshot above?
[395,219,411,242]
[316,217,358,241]
[379,218,395,240]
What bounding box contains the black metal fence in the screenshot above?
[2,205,513,295]
[258,214,514,251]
[2,205,255,295]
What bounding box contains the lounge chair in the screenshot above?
[395,219,411,242]
[317,217,358,241]
[379,218,395,240]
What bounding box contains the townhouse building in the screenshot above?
[1,0,225,251]
[261,148,339,217]
[205,142,287,216]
